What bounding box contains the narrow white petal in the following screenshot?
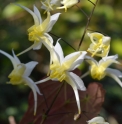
[65,76,81,114]
[46,13,61,32]
[81,71,90,78]
[12,50,21,64]
[23,77,42,115]
[63,51,81,63]
[33,5,42,24]
[54,40,64,63]
[33,41,42,50]
[106,72,122,87]
[106,68,122,78]
[0,50,17,68]
[17,44,36,56]
[35,77,51,84]
[87,116,105,123]
[85,55,98,65]
[44,33,54,44]
[68,51,87,71]
[67,72,86,91]
[24,61,38,76]
[100,54,118,64]
[15,4,39,25]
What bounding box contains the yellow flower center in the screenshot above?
[49,64,67,82]
[90,64,106,80]
[28,25,44,42]
[8,64,26,85]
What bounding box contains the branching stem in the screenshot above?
[78,0,99,50]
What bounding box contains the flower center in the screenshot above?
[8,64,26,85]
[49,64,67,82]
[90,64,106,80]
[28,25,44,42]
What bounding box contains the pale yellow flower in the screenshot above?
[87,32,111,57]
[35,41,87,120]
[15,4,60,56]
[81,55,122,87]
[0,50,41,115]
[57,0,80,12]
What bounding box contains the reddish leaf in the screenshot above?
[19,72,105,124]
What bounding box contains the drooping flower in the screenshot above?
[0,50,41,115]
[81,55,122,87]
[87,32,111,57]
[57,0,80,12]
[87,116,109,124]
[15,4,60,56]
[41,0,60,13]
[35,41,87,120]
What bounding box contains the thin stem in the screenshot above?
[49,32,76,51]
[76,5,88,18]
[78,0,99,50]
[40,82,64,124]
[40,87,49,109]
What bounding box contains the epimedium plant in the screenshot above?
[1,0,122,124]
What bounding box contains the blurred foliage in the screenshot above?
[0,0,122,124]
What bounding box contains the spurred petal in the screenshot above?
[62,51,85,70]
[65,75,81,116]
[87,116,109,124]
[12,50,21,64]
[15,4,39,25]
[33,5,42,24]
[67,72,86,91]
[106,68,122,78]
[44,33,54,44]
[68,51,87,71]
[41,12,51,32]
[24,61,38,76]
[106,72,122,87]
[46,13,61,32]
[0,50,18,68]
[54,40,64,63]
[99,55,119,68]
[17,44,36,56]
[35,77,51,84]
[33,42,42,50]
[23,76,41,115]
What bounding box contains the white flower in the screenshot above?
[81,55,122,87]
[35,41,87,120]
[87,116,109,124]
[15,4,60,56]
[57,0,80,12]
[87,32,111,57]
[0,50,41,115]
[41,0,60,12]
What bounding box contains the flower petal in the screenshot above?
[62,51,85,70]
[33,5,42,24]
[67,72,86,91]
[106,68,122,78]
[106,72,122,87]
[65,75,81,115]
[0,50,17,68]
[24,61,38,76]
[68,51,87,71]
[54,40,64,63]
[12,50,21,64]
[87,116,107,123]
[46,13,61,32]
[35,77,51,84]
[15,4,39,25]
[23,76,41,115]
